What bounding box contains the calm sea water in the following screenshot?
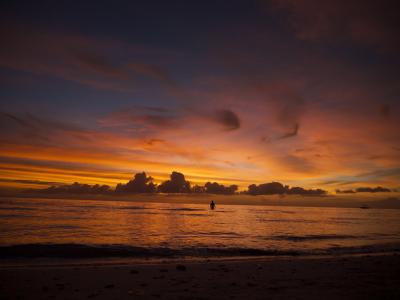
[1,197,400,259]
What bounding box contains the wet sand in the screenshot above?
[1,254,399,300]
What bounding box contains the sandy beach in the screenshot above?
[1,253,399,300]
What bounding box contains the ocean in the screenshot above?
[1,197,400,261]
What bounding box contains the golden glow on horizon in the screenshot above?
[1,71,399,193]
[1,6,400,195]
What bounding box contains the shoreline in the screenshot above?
[2,194,400,209]
[1,251,399,269]
[1,253,399,299]
[1,241,400,265]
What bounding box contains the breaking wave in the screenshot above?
[1,243,399,259]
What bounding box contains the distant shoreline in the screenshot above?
[1,193,399,209]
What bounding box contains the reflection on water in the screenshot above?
[0,197,400,255]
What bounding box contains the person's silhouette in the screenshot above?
[210,200,216,210]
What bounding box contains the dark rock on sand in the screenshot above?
[87,292,99,298]
[176,264,187,271]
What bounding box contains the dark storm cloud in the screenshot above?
[214,109,241,130]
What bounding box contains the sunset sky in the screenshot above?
[0,0,399,192]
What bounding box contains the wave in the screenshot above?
[160,208,205,212]
[258,219,318,223]
[1,242,399,259]
[180,213,208,217]
[0,206,35,211]
[48,225,81,229]
[269,234,359,242]
[123,212,161,215]
[195,231,243,237]
[117,206,152,210]
[0,244,303,258]
[250,209,296,214]
[0,214,36,219]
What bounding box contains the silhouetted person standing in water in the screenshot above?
[210,200,216,210]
